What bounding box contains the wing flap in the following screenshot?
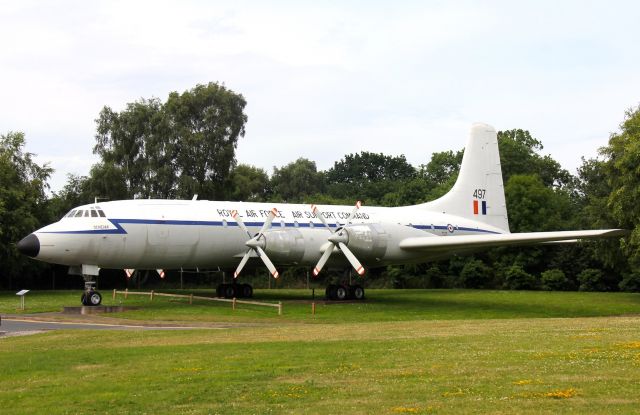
[399,229,628,252]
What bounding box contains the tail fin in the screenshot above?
[420,123,510,232]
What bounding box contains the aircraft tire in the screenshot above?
[88,291,102,306]
[351,285,365,300]
[326,284,338,301]
[223,284,236,299]
[335,285,349,301]
[240,284,253,298]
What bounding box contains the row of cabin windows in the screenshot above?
[221,220,321,228]
[64,207,106,218]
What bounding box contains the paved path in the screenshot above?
[0,316,223,336]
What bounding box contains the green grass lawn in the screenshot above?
[1,317,639,414]
[1,289,639,414]
[2,289,639,323]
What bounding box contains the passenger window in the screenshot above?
[91,210,98,217]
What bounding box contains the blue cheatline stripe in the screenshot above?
[41,218,500,235]
[413,224,499,234]
[482,201,487,215]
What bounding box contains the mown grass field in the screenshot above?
[2,289,640,323]
[1,289,639,414]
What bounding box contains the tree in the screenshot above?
[0,132,53,289]
[600,106,640,271]
[460,259,492,288]
[504,174,574,232]
[541,269,570,291]
[420,150,463,187]
[497,129,573,188]
[229,164,270,202]
[94,82,247,200]
[271,158,323,202]
[325,152,416,203]
[503,265,538,290]
[577,268,606,292]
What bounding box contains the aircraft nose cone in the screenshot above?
[17,233,40,257]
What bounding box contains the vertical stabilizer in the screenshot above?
[420,123,510,232]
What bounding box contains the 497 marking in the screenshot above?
[473,189,486,199]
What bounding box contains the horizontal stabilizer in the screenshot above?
[399,229,628,252]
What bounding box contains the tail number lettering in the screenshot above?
[473,189,486,199]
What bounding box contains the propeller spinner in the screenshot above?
[232,208,280,279]
[311,201,365,277]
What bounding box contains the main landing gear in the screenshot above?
[325,284,365,301]
[80,281,103,306]
[216,283,254,299]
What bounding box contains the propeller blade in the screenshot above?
[156,269,165,279]
[257,208,278,235]
[256,246,279,279]
[312,245,334,277]
[124,269,135,278]
[310,204,333,231]
[338,242,366,276]
[233,250,252,278]
[344,200,362,223]
[231,210,252,238]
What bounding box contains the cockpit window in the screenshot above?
[64,207,107,219]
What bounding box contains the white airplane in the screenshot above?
[17,123,626,305]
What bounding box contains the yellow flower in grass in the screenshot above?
[545,388,577,399]
[391,406,420,413]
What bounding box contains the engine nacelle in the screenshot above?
[341,224,389,260]
[261,229,306,263]
[341,222,432,264]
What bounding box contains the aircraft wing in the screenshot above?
[399,229,628,253]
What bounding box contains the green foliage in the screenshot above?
[229,164,270,202]
[505,174,574,232]
[0,132,53,289]
[94,82,247,200]
[270,158,323,202]
[325,152,415,204]
[600,106,640,271]
[504,265,538,290]
[577,268,606,292]
[618,272,640,292]
[419,149,463,186]
[540,269,570,291]
[459,259,492,288]
[497,129,573,188]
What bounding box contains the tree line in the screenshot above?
[1,82,639,291]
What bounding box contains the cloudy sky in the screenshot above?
[2,1,639,192]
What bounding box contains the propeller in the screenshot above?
[232,208,280,279]
[311,201,365,277]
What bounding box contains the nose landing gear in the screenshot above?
[81,280,102,306]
